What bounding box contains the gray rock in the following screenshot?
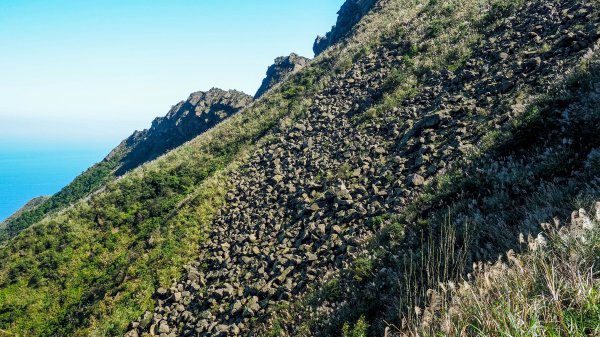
[523,56,542,72]
[407,174,425,186]
[140,311,153,328]
[232,300,243,312]
[156,287,169,299]
[125,330,139,337]
[307,253,319,261]
[114,88,253,175]
[158,322,170,334]
[272,175,284,184]
[216,324,230,333]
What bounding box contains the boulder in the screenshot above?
[407,174,425,186]
[158,322,170,334]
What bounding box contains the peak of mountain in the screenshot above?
[313,0,376,55]
[114,88,253,175]
[254,53,310,99]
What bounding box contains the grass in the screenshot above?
[351,257,374,282]
[402,207,600,337]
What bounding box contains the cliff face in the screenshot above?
[254,53,310,99]
[115,88,253,174]
[313,0,376,55]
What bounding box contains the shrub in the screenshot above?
[342,315,369,337]
[584,148,600,176]
[351,257,374,282]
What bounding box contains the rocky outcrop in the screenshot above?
[254,54,310,99]
[115,88,253,175]
[313,0,377,55]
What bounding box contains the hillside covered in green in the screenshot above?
[0,0,599,336]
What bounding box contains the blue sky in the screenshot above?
[0,0,344,147]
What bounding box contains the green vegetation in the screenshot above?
[0,156,122,244]
[0,58,328,336]
[268,319,284,337]
[342,316,369,337]
[322,279,341,302]
[351,257,374,282]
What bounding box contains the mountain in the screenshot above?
[0,196,48,227]
[313,0,376,55]
[112,88,253,175]
[254,54,310,99]
[0,0,599,336]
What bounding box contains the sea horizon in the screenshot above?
[0,140,113,222]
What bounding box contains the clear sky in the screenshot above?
[0,0,344,148]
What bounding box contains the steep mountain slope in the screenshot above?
[280,46,600,337]
[125,0,600,336]
[0,89,252,246]
[0,53,326,337]
[0,197,48,226]
[0,0,599,336]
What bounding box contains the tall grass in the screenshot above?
[398,203,600,337]
[393,216,474,333]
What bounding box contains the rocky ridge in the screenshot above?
[127,1,600,336]
[113,88,253,175]
[313,0,377,55]
[254,54,310,99]
[0,52,313,246]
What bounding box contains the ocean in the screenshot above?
[0,142,111,222]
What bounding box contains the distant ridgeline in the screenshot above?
[0,56,309,245]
